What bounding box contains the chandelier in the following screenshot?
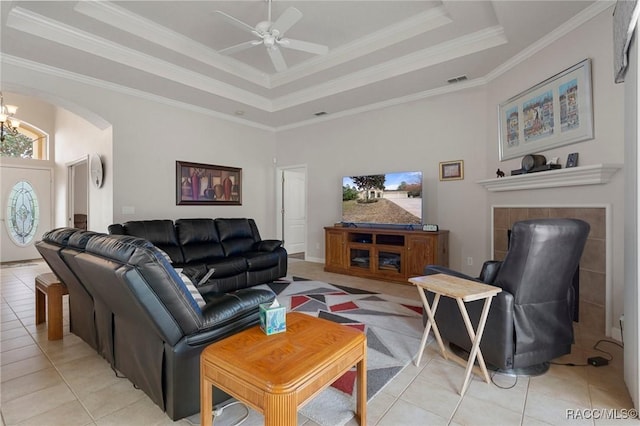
[0,93,20,142]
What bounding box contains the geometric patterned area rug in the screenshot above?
[252,276,428,426]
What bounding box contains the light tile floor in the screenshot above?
[0,259,636,426]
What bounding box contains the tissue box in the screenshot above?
[259,302,286,335]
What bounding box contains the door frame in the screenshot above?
[275,164,308,256]
[67,155,89,229]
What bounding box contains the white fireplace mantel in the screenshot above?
[477,164,622,192]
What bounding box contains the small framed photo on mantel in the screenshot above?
[566,152,579,168]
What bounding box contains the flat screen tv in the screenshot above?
[342,171,423,227]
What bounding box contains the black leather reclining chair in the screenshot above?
[424,218,590,375]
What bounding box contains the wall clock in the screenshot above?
[90,154,103,188]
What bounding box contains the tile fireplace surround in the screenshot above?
[493,207,607,339]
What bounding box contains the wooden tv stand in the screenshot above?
[324,226,449,284]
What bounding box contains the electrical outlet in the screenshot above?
[467,257,473,266]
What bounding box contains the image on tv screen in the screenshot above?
[342,171,422,225]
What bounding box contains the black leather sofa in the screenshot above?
[108,218,288,296]
[36,228,276,420]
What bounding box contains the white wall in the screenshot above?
[623,30,639,410]
[276,87,489,272]
[277,7,626,337]
[2,66,279,238]
[54,108,113,232]
[486,10,625,335]
[109,96,277,234]
[1,5,626,337]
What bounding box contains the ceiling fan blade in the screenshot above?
[218,40,261,55]
[279,38,328,55]
[271,7,302,37]
[267,46,287,72]
[214,11,256,34]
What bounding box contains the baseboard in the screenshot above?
[304,256,324,264]
[610,325,623,343]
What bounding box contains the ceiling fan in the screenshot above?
[215,0,329,72]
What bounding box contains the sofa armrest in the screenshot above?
[252,239,283,252]
[478,260,502,284]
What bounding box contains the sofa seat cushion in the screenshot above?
[206,257,248,278]
[243,251,280,271]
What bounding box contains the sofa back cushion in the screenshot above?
[175,219,225,263]
[215,218,258,257]
[36,228,100,350]
[108,220,185,265]
[80,234,202,342]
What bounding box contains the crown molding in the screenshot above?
[74,1,453,91]
[485,0,614,82]
[7,7,272,111]
[276,77,486,132]
[2,55,275,132]
[269,6,453,88]
[73,0,270,88]
[2,2,615,132]
[272,26,506,111]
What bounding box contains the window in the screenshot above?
[6,180,40,246]
[1,122,48,160]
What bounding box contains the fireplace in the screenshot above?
[493,207,608,335]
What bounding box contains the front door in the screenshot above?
[0,165,53,262]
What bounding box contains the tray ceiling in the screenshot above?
[0,1,611,129]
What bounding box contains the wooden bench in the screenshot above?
[35,272,68,340]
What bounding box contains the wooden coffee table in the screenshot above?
[200,312,367,426]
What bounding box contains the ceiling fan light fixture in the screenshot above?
[255,21,271,34]
[215,0,328,72]
[264,35,276,48]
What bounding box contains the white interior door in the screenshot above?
[0,165,53,262]
[67,157,89,229]
[281,168,307,255]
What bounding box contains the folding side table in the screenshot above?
[409,273,501,396]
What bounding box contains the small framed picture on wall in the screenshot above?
[439,160,464,181]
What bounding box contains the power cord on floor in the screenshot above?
[110,365,126,378]
[549,338,624,367]
[593,338,624,361]
[185,400,249,426]
[550,361,589,367]
[490,370,518,389]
